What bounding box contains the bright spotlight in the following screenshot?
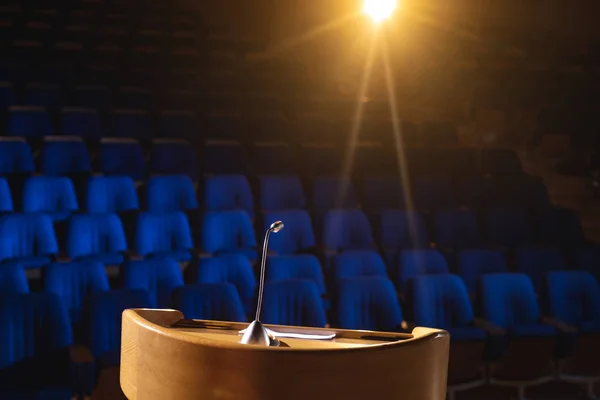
[362,0,397,23]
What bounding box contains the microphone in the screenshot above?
[240,220,284,346]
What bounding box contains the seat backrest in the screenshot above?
[336,276,403,331]
[546,271,600,329]
[172,283,246,322]
[411,274,474,330]
[267,255,325,294]
[60,107,101,139]
[44,261,109,323]
[481,273,541,330]
[7,106,52,138]
[0,293,72,369]
[322,209,375,251]
[204,174,254,217]
[362,177,406,212]
[259,175,305,211]
[253,143,296,174]
[195,254,256,305]
[202,141,249,175]
[74,85,111,115]
[435,209,481,249]
[398,249,449,290]
[486,208,533,247]
[262,279,327,327]
[67,213,127,258]
[85,289,151,360]
[380,210,429,250]
[146,175,198,212]
[0,177,12,212]
[573,246,600,283]
[333,250,387,282]
[458,249,507,295]
[99,140,146,181]
[0,263,28,294]
[123,259,184,308]
[110,109,151,140]
[86,176,139,213]
[312,177,358,212]
[413,177,454,210]
[515,248,566,292]
[150,141,199,181]
[0,139,34,175]
[40,139,91,176]
[262,210,315,254]
[201,210,256,254]
[22,176,78,216]
[0,213,58,259]
[135,212,193,256]
[159,111,196,138]
[25,83,63,109]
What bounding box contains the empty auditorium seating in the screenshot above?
[262,210,316,254]
[361,177,406,213]
[44,260,109,323]
[332,250,388,283]
[380,210,429,258]
[40,137,92,177]
[515,248,566,291]
[110,109,152,140]
[25,82,63,110]
[135,212,193,262]
[322,209,375,253]
[336,276,404,331]
[194,254,257,311]
[301,145,343,176]
[150,140,199,181]
[159,110,196,140]
[261,279,327,327]
[485,209,534,247]
[0,262,28,294]
[0,213,58,269]
[74,85,111,116]
[312,177,358,216]
[201,210,257,261]
[123,259,184,308]
[59,107,102,139]
[458,250,507,295]
[537,207,586,247]
[99,139,146,181]
[573,245,600,283]
[0,177,12,212]
[413,177,455,211]
[22,176,78,220]
[146,175,198,212]
[67,213,127,265]
[7,106,52,137]
[267,255,326,295]
[258,175,306,211]
[253,142,296,174]
[172,283,247,321]
[397,249,449,290]
[435,209,481,249]
[204,175,254,217]
[0,139,34,177]
[202,140,249,175]
[86,176,139,213]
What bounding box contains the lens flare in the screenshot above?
[362,0,397,23]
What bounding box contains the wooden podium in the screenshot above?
[121,309,450,400]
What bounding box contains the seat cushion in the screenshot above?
[77,253,124,266]
[148,251,191,262]
[511,323,556,337]
[217,249,257,262]
[9,256,53,269]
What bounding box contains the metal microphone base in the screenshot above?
[239,320,280,347]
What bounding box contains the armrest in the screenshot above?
[541,317,578,333]
[474,318,506,336]
[68,345,95,396]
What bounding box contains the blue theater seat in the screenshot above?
[434,209,481,249]
[322,209,375,253]
[85,289,151,367]
[0,177,12,212]
[195,255,257,312]
[7,106,53,138]
[0,139,34,176]
[485,208,534,248]
[123,259,184,308]
[0,263,29,294]
[332,250,388,283]
[86,176,139,213]
[515,248,566,292]
[261,279,327,327]
[59,107,101,140]
[40,138,91,177]
[135,212,193,262]
[67,213,127,265]
[336,276,403,331]
[362,177,406,213]
[44,261,109,323]
[263,210,316,255]
[253,142,296,174]
[267,255,325,295]
[110,109,152,140]
[25,83,63,110]
[22,176,78,220]
[0,213,58,269]
[99,139,146,181]
[301,145,343,177]
[312,177,358,216]
[397,249,449,291]
[203,115,247,141]
[159,110,196,140]
[172,283,246,322]
[0,293,76,398]
[380,210,429,259]
[201,210,257,261]
[74,85,111,116]
[458,249,507,296]
[150,140,199,181]
[202,140,250,175]
[573,245,600,283]
[413,177,455,211]
[204,175,253,217]
[258,175,306,211]
[537,207,586,247]
[146,175,198,212]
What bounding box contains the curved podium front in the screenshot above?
[120,309,450,400]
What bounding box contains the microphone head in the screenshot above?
[270,220,284,233]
